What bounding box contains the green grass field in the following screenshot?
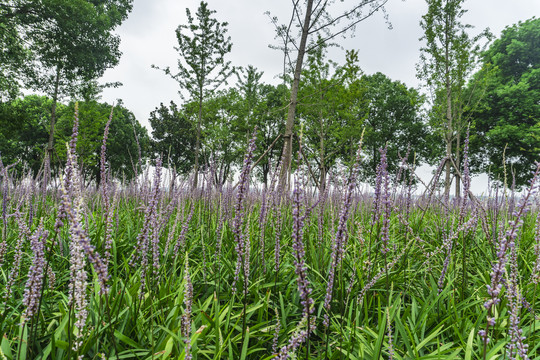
[1,143,539,360]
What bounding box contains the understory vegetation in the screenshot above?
[1,112,540,360]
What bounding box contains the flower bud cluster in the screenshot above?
[130,158,162,297]
[323,141,363,326]
[276,315,316,360]
[231,131,257,295]
[182,257,193,360]
[21,221,48,324]
[291,173,314,318]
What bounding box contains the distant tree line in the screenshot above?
[0,0,538,189]
[0,97,149,182]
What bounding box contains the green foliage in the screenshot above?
[360,73,427,182]
[149,101,197,175]
[298,46,427,185]
[297,40,349,187]
[154,1,234,101]
[55,100,149,182]
[0,11,27,100]
[0,0,133,98]
[153,0,234,185]
[199,88,248,185]
[417,0,491,195]
[417,0,475,94]
[468,17,540,187]
[149,70,288,186]
[0,95,63,174]
[1,174,540,358]
[236,66,288,185]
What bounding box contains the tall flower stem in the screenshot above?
[480,162,539,359]
[231,130,257,344]
[323,133,364,358]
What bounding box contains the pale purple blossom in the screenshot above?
[182,256,193,360]
[531,209,540,284]
[130,158,162,297]
[481,162,539,355]
[173,202,194,257]
[4,212,31,301]
[378,147,392,254]
[272,308,281,356]
[291,173,314,317]
[323,140,363,326]
[21,221,48,324]
[231,130,257,295]
[276,315,316,360]
[387,308,394,360]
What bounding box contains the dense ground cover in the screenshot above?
[1,118,540,359]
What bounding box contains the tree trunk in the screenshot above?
[193,94,203,188]
[319,165,326,192]
[279,0,314,190]
[47,65,61,162]
[443,13,453,199]
[454,129,461,200]
[263,165,268,190]
[319,115,326,192]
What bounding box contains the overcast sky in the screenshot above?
[99,0,539,194]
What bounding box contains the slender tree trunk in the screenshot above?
[279,0,314,190]
[455,129,461,199]
[444,128,452,198]
[373,145,377,175]
[47,65,61,161]
[319,116,326,192]
[193,94,203,188]
[443,14,453,198]
[263,165,268,189]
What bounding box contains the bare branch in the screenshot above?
[307,1,388,50]
[308,0,385,35]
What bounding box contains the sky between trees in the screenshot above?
[98,0,538,127]
[91,0,539,194]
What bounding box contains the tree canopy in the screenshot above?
[468,17,540,187]
[417,0,491,197]
[361,73,427,183]
[2,1,538,192]
[0,95,59,174]
[55,100,149,182]
[1,0,133,164]
[1,0,132,98]
[268,0,391,188]
[153,1,234,187]
[149,101,197,175]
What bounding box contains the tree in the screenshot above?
[149,102,197,175]
[297,40,344,189]
[0,95,60,174]
[468,17,540,188]
[55,100,149,183]
[153,1,234,188]
[0,0,133,161]
[200,88,246,186]
[417,0,490,197]
[267,0,390,188]
[0,5,27,100]
[359,73,428,183]
[236,66,288,187]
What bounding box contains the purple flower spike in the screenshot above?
[378,147,392,255]
[182,254,193,360]
[323,135,364,326]
[231,130,257,295]
[22,221,48,324]
[291,171,314,318]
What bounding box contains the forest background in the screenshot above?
[1,0,539,194]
